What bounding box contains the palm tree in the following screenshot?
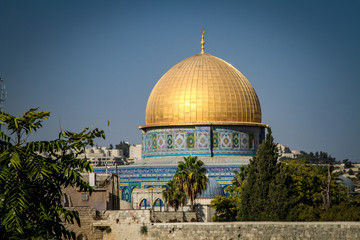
[162,179,186,211]
[174,156,208,211]
[232,165,248,187]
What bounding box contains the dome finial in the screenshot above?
[200,28,205,54]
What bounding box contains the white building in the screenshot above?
[129,144,142,162]
[277,144,300,159]
[78,147,124,166]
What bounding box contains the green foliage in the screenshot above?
[348,169,354,175]
[232,165,248,187]
[0,108,105,239]
[356,172,360,181]
[210,192,240,222]
[282,160,325,220]
[273,160,360,221]
[343,159,353,168]
[280,150,336,164]
[267,163,298,220]
[212,127,360,222]
[321,198,360,221]
[173,156,208,211]
[162,179,186,211]
[140,225,148,235]
[238,127,293,220]
[210,166,247,222]
[115,141,129,157]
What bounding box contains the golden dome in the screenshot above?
[141,53,264,129]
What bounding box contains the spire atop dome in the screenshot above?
[200,28,205,54]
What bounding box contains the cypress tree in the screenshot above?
[238,127,280,220]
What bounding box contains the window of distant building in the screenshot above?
[81,193,89,201]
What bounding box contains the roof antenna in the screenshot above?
[58,116,63,139]
[200,28,205,54]
[0,77,7,112]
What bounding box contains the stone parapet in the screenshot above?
[66,208,360,240]
[146,222,360,240]
[150,211,197,223]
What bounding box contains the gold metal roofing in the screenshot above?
[141,53,263,129]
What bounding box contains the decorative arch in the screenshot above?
[223,185,230,197]
[121,187,130,202]
[153,198,165,211]
[139,198,150,209]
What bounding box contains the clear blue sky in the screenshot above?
[1,0,359,162]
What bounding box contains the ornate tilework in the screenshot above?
[152,134,157,150]
[142,135,145,152]
[141,126,263,157]
[157,134,165,150]
[240,133,249,150]
[249,133,254,149]
[212,132,219,148]
[233,133,240,149]
[166,134,173,149]
[220,132,232,149]
[196,132,209,149]
[187,132,195,149]
[174,133,186,149]
[146,135,152,151]
[121,187,129,201]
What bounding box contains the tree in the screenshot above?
[115,141,129,157]
[283,159,360,221]
[343,159,352,168]
[210,192,240,222]
[210,165,247,222]
[162,179,186,211]
[0,108,105,239]
[173,156,208,211]
[238,127,295,220]
[280,150,336,164]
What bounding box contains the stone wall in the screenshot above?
[65,207,105,240]
[146,222,360,240]
[102,210,152,240]
[62,174,120,211]
[66,208,360,240]
[151,211,197,223]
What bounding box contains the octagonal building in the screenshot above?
[140,38,266,165]
[96,31,267,206]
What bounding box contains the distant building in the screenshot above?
[78,147,125,166]
[277,144,300,159]
[62,173,120,211]
[129,144,142,162]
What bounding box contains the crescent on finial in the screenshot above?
[200,28,205,54]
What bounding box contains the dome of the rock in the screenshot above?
[139,30,266,162]
[142,53,264,129]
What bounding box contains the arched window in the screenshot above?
[121,187,130,202]
[139,198,150,209]
[63,193,69,207]
[153,198,165,211]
